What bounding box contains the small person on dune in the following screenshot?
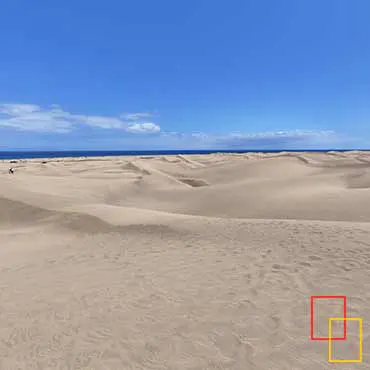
[8,167,14,174]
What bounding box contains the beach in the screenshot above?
[0,151,369,369]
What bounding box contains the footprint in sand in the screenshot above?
[261,249,272,259]
[308,255,322,261]
[272,264,288,270]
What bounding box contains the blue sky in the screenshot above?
[0,0,369,150]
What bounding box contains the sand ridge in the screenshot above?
[0,151,370,369]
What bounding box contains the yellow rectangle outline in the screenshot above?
[328,318,363,363]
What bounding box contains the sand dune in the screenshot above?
[0,151,370,369]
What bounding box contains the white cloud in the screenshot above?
[234,129,334,140]
[0,103,160,134]
[126,122,161,134]
[0,103,40,115]
[0,103,343,150]
[121,112,153,121]
[190,132,209,139]
[0,104,74,133]
[209,130,337,149]
[162,130,334,141]
[148,130,337,150]
[78,116,125,129]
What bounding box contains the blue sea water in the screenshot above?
[0,149,364,160]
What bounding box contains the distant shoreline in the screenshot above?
[0,149,369,161]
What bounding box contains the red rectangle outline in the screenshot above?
[310,296,347,340]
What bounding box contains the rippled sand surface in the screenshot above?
[0,151,369,369]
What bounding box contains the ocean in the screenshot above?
[0,149,363,160]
